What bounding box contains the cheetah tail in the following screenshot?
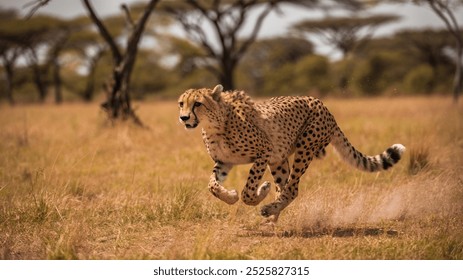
[331,127,406,172]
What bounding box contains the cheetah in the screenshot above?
[178,85,405,222]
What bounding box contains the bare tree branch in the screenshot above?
[121,4,135,30]
[424,0,462,102]
[236,2,274,61]
[428,0,460,40]
[81,0,123,63]
[23,0,51,19]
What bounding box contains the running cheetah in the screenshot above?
[178,85,405,222]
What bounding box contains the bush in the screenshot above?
[403,64,434,94]
[262,63,295,96]
[352,52,404,96]
[352,55,385,95]
[293,55,332,95]
[259,55,332,96]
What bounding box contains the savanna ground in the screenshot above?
[0,96,462,260]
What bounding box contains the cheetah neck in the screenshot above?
[201,106,228,134]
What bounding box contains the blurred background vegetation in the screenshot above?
[0,0,461,106]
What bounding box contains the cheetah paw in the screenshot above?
[222,189,239,205]
[260,202,279,218]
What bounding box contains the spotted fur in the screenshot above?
[178,85,406,221]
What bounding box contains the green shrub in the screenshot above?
[352,55,385,95]
[352,52,404,96]
[262,63,295,96]
[293,55,332,95]
[403,64,434,94]
[260,55,332,96]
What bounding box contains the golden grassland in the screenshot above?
[0,96,462,260]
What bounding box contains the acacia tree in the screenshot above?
[66,26,107,102]
[160,0,327,90]
[413,0,462,102]
[62,15,110,102]
[1,7,74,104]
[27,45,48,102]
[397,29,455,79]
[382,0,462,101]
[27,0,160,125]
[46,25,73,104]
[25,16,71,103]
[160,0,365,90]
[0,9,22,104]
[0,41,21,105]
[293,14,399,59]
[294,14,398,91]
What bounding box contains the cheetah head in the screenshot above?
[178,84,223,130]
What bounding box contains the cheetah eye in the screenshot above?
[179,101,184,108]
[194,102,202,107]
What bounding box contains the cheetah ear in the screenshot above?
[210,84,223,101]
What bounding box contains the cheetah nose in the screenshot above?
[180,115,190,122]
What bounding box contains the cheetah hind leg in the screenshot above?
[261,146,313,222]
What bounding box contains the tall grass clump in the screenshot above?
[408,145,430,175]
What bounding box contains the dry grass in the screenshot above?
[0,96,462,260]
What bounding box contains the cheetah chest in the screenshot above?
[201,129,267,165]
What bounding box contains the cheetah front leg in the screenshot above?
[241,158,271,206]
[208,161,239,205]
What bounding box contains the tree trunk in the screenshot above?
[167,1,274,94]
[102,53,143,126]
[32,64,48,103]
[53,58,62,104]
[82,0,159,126]
[220,70,235,91]
[4,62,15,105]
[220,58,237,91]
[83,76,95,102]
[453,43,462,103]
[28,49,48,103]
